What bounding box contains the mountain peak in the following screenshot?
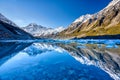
[73,0,120,24]
[0,13,32,40]
[106,0,120,8]
[58,0,120,39]
[22,23,65,37]
[113,0,119,1]
[26,23,46,29]
[27,23,39,27]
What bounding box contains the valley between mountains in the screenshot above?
[0,0,120,40]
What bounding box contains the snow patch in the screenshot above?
[73,14,92,23]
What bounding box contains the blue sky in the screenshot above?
[0,0,111,28]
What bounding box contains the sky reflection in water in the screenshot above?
[0,40,119,80]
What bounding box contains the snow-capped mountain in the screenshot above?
[73,0,119,24]
[0,13,33,40]
[72,0,120,25]
[73,14,92,23]
[63,14,92,34]
[22,23,65,37]
[59,0,120,39]
[105,0,120,9]
[93,0,120,18]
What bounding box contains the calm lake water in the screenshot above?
[0,40,120,80]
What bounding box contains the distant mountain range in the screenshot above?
[0,0,120,40]
[22,23,65,38]
[0,13,33,40]
[58,0,120,39]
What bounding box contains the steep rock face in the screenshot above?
[64,14,92,34]
[0,13,33,40]
[59,0,120,39]
[22,23,65,38]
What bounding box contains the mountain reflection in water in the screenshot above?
[0,40,119,80]
[57,43,120,80]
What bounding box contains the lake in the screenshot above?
[0,39,120,80]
